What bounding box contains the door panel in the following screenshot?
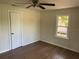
[10,12,22,49]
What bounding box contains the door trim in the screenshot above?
[8,10,23,50]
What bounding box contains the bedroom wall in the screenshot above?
[40,7,79,53]
[0,4,79,54]
[0,4,40,53]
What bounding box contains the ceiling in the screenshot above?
[0,0,79,9]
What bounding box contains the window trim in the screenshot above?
[56,15,69,39]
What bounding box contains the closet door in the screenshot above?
[10,11,22,49]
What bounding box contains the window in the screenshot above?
[56,16,69,39]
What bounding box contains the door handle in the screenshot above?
[11,33,14,35]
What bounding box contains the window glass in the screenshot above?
[56,16,69,39]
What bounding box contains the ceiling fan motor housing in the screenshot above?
[32,0,39,7]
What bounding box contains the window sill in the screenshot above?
[55,36,69,40]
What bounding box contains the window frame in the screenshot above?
[56,15,69,39]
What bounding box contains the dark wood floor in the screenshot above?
[0,41,79,59]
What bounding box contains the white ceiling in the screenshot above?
[0,0,79,9]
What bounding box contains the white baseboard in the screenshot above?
[0,40,39,54]
[41,40,79,53]
[22,40,39,46]
[0,49,11,54]
[1,40,79,54]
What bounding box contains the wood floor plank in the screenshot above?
[0,41,79,59]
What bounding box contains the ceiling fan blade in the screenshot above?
[39,5,45,9]
[14,2,27,4]
[11,4,16,6]
[40,3,55,6]
[14,0,32,4]
[26,5,33,8]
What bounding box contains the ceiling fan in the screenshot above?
[13,0,55,9]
